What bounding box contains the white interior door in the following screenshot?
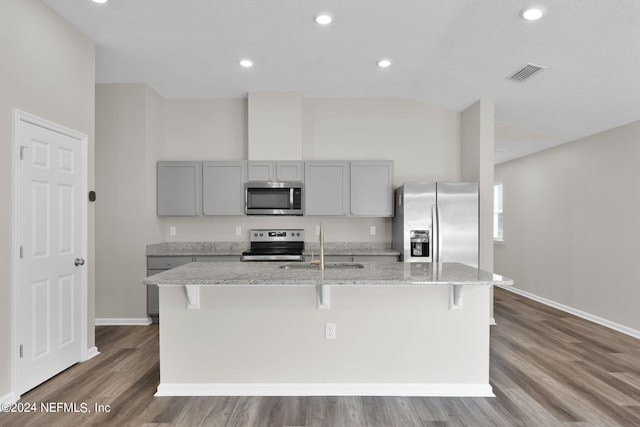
[18,118,85,394]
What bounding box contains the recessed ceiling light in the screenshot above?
[520,5,546,20]
[92,0,108,4]
[315,14,333,25]
[239,59,253,68]
[377,59,392,68]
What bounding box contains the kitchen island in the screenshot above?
[143,261,512,397]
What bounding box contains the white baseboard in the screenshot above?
[499,285,640,340]
[0,392,17,405]
[155,383,494,397]
[95,317,152,326]
[85,346,100,360]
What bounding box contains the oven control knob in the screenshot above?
[259,233,263,237]
[296,232,300,237]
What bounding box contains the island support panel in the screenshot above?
[155,284,492,397]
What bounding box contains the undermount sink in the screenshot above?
[280,262,364,270]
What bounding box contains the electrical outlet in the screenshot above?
[169,226,176,236]
[370,226,376,235]
[325,323,336,340]
[235,226,242,236]
[315,225,320,235]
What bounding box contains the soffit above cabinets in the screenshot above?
[247,92,303,161]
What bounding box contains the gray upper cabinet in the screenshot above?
[304,161,350,215]
[350,161,394,216]
[202,161,246,215]
[158,159,392,217]
[276,161,304,182]
[247,161,274,181]
[247,161,304,182]
[157,161,202,216]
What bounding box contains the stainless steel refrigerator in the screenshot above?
[392,182,478,266]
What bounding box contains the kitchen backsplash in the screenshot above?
[158,216,392,243]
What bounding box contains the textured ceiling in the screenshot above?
[41,0,640,163]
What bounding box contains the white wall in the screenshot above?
[495,120,640,332]
[0,0,95,398]
[163,99,247,160]
[303,98,461,183]
[160,285,491,387]
[248,92,302,160]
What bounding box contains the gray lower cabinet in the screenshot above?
[157,161,202,216]
[194,256,241,262]
[146,255,240,322]
[146,256,193,323]
[353,255,399,262]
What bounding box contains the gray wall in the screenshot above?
[495,120,640,332]
[95,84,165,319]
[0,0,95,399]
[461,100,495,271]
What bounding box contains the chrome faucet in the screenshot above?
[319,222,325,270]
[310,222,325,270]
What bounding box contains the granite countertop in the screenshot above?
[303,242,399,257]
[146,242,400,257]
[146,242,247,256]
[143,261,512,287]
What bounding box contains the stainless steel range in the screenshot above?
[241,229,305,261]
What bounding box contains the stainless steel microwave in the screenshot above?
[245,181,303,215]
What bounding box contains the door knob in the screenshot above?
[74,258,85,266]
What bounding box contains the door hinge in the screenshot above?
[19,146,26,160]
[19,246,23,259]
[19,344,23,358]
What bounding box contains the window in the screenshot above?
[494,183,503,242]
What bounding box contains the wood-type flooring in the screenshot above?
[2,287,640,426]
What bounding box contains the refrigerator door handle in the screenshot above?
[432,204,442,262]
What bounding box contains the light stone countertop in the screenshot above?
[146,242,247,256]
[303,242,399,257]
[143,261,512,287]
[145,242,400,257]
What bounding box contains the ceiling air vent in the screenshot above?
[508,63,546,82]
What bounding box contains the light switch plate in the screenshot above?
[370,226,376,235]
[235,226,242,236]
[169,226,176,236]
